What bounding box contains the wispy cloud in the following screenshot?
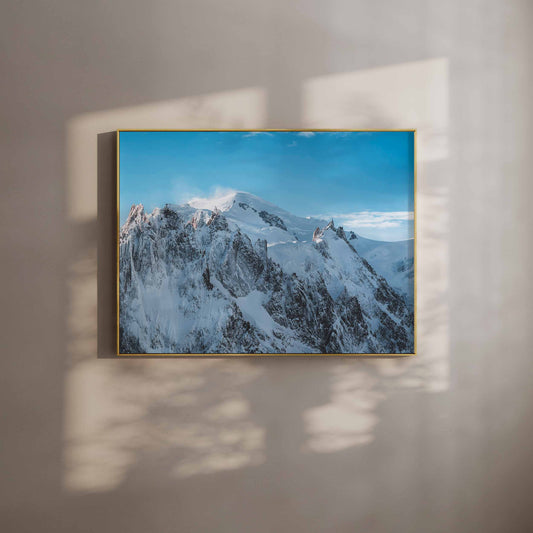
[183,186,238,208]
[298,132,315,137]
[288,141,297,147]
[243,131,273,138]
[313,211,414,229]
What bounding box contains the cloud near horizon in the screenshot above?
[314,211,414,230]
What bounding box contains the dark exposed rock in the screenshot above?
[335,226,347,240]
[203,266,213,290]
[119,326,143,354]
[258,210,287,231]
[239,202,257,212]
[361,257,377,276]
[207,210,229,231]
[218,303,262,353]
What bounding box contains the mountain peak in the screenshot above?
[124,203,146,228]
[312,226,323,242]
[187,190,268,212]
[324,219,336,231]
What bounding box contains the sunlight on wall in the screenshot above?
[304,368,384,452]
[302,58,450,452]
[66,87,267,222]
[64,87,267,493]
[64,354,264,491]
[302,58,449,162]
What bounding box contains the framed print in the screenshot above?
[117,130,416,355]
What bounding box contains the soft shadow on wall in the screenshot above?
[64,59,450,502]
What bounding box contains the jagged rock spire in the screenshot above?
[124,204,146,228]
[335,226,346,240]
[324,219,335,231]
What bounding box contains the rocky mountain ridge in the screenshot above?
[119,192,414,354]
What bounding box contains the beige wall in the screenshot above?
[1,1,532,532]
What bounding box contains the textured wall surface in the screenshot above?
[1,1,532,532]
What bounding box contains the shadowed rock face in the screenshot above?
[258,210,287,231]
[119,203,414,354]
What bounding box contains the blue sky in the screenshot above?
[119,131,414,241]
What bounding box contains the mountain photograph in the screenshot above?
[118,131,415,354]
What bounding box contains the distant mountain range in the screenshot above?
[119,191,414,354]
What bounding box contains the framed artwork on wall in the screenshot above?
[117,130,415,355]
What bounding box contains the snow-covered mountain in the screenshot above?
[189,191,415,308]
[190,191,326,243]
[348,235,414,310]
[119,192,414,354]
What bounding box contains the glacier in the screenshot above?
[119,191,414,354]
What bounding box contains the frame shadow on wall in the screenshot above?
[97,131,117,358]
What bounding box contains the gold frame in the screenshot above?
[116,129,417,357]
